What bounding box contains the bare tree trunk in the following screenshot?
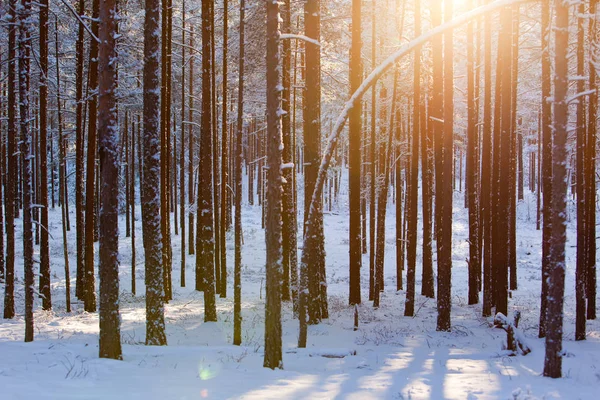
[587,0,597,321]
[188,27,195,256]
[97,0,123,359]
[437,0,453,332]
[84,0,100,313]
[75,0,86,301]
[38,0,52,311]
[18,0,35,342]
[233,0,245,346]
[348,0,362,306]
[543,0,568,378]
[55,16,71,311]
[142,0,167,346]
[538,0,552,339]
[466,0,480,306]
[368,0,377,302]
[3,0,17,320]
[405,0,421,317]
[196,0,217,322]
[264,0,283,369]
[219,0,229,298]
[575,1,587,341]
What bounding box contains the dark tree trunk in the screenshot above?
[188,27,196,256]
[142,0,167,346]
[180,0,187,288]
[539,0,552,339]
[587,0,597,321]
[281,0,293,303]
[264,0,283,369]
[466,0,480,306]
[84,0,100,312]
[18,0,35,342]
[437,0,453,332]
[233,0,245,346]
[97,0,123,359]
[3,0,17,320]
[576,1,587,341]
[38,0,51,311]
[196,0,217,322]
[348,0,362,306]
[405,0,421,317]
[220,0,229,298]
[75,0,86,301]
[304,0,327,323]
[543,0,568,378]
[368,1,377,303]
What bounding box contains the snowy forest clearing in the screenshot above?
[0,183,598,399]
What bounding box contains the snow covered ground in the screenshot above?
[0,171,599,399]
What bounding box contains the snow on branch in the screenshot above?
[57,0,100,43]
[280,34,321,47]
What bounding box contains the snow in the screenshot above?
[0,167,599,399]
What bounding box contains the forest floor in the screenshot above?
[0,172,599,399]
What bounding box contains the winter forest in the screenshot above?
[0,0,598,398]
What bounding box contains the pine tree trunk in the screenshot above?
[348,0,362,306]
[3,0,17,320]
[196,0,217,322]
[188,27,195,256]
[466,0,480,306]
[539,0,553,339]
[281,0,293,303]
[18,0,35,342]
[264,0,283,369]
[220,0,229,298]
[75,0,86,301]
[543,0,568,378]
[84,0,100,312]
[368,1,377,303]
[304,0,326,323]
[576,1,587,341]
[38,0,52,311]
[587,0,598,321]
[180,0,187,287]
[437,0,454,332]
[97,0,123,359]
[233,0,245,346]
[142,0,167,346]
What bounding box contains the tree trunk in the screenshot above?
[18,0,35,342]
[142,0,167,346]
[97,0,123,359]
[348,0,362,306]
[264,0,283,369]
[196,0,217,322]
[233,0,245,346]
[543,0,568,378]
[84,0,100,312]
[75,0,86,301]
[38,0,51,311]
[220,0,229,298]
[538,0,552,339]
[437,0,453,332]
[3,0,17,320]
